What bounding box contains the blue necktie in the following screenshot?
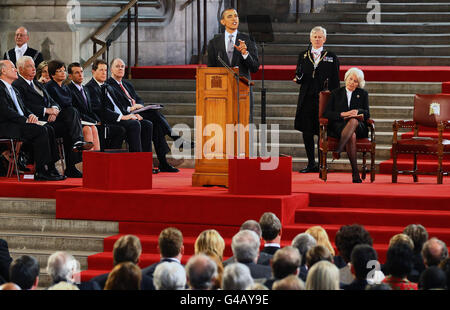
[9,86,24,116]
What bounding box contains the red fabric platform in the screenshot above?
[130,65,450,82]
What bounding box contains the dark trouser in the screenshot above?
[303,132,318,167]
[117,119,153,152]
[19,123,53,172]
[47,106,84,169]
[140,110,171,157]
[97,124,126,150]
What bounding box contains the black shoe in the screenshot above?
[65,167,83,178]
[352,175,363,183]
[299,164,319,173]
[73,141,94,152]
[159,163,179,173]
[48,167,67,180]
[35,171,64,181]
[152,168,160,174]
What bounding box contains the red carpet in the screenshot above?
[130,65,450,83]
[2,168,449,281]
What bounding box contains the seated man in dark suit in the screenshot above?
[142,227,184,280]
[107,58,182,172]
[67,62,126,151]
[3,27,44,67]
[84,59,153,155]
[0,60,65,181]
[13,56,92,178]
[89,235,154,290]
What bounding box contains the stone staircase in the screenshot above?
[134,78,442,172]
[0,197,118,289]
[239,0,450,66]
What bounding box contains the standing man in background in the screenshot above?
[4,27,44,67]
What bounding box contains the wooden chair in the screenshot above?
[0,138,23,181]
[392,94,450,184]
[318,90,376,182]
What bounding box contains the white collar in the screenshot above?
[15,43,28,52]
[0,79,12,89]
[311,46,323,54]
[226,30,238,39]
[112,77,123,85]
[72,81,83,91]
[93,77,104,87]
[264,243,281,248]
[19,74,33,85]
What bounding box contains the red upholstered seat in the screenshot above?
[318,91,376,182]
[392,94,450,184]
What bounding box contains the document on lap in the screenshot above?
[81,120,97,126]
[131,104,164,114]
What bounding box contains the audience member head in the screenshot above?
[68,62,84,85]
[0,282,21,290]
[110,58,126,81]
[305,245,333,268]
[384,243,414,279]
[438,257,450,290]
[306,260,340,290]
[259,212,282,242]
[271,246,301,279]
[204,252,224,290]
[194,229,225,261]
[335,224,373,263]
[403,224,428,254]
[36,60,49,83]
[16,56,36,80]
[305,226,335,256]
[158,227,184,260]
[240,220,262,239]
[185,254,218,290]
[246,283,269,290]
[113,235,142,266]
[9,255,40,290]
[222,263,253,290]
[272,274,305,290]
[422,237,448,267]
[15,27,29,48]
[92,59,108,83]
[47,60,66,83]
[104,262,142,290]
[0,60,19,84]
[418,266,447,290]
[46,251,80,285]
[291,233,317,266]
[153,262,186,290]
[231,230,260,264]
[310,26,327,49]
[388,233,414,250]
[350,244,378,281]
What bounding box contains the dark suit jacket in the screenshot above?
[322,86,370,139]
[256,251,273,266]
[0,239,12,282]
[90,270,155,290]
[4,47,44,67]
[84,78,128,124]
[106,77,144,108]
[0,80,33,138]
[141,258,182,279]
[341,279,369,290]
[12,76,60,121]
[45,80,73,110]
[298,265,308,282]
[67,82,100,124]
[240,261,272,280]
[207,32,259,79]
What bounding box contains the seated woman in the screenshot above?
[323,67,370,183]
[45,60,100,151]
[36,61,50,84]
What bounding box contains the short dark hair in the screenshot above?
[9,255,40,290]
[351,244,378,280]
[159,227,183,258]
[418,266,447,290]
[47,60,65,77]
[335,224,373,263]
[220,7,237,20]
[67,62,82,75]
[92,59,108,71]
[305,245,333,268]
[259,212,281,241]
[384,243,414,278]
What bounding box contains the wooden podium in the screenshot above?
[192,67,251,187]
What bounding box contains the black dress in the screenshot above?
[323,87,370,139]
[294,49,340,135]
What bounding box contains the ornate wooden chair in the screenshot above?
[392,94,450,184]
[0,138,23,181]
[318,90,376,182]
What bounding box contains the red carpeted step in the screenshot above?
[118,222,240,238]
[295,207,450,228]
[379,158,450,174]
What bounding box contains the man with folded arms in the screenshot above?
[0,60,64,181]
[107,58,181,172]
[13,56,93,178]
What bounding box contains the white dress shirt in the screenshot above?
[346,88,353,109]
[311,46,323,66]
[94,78,123,122]
[224,30,249,59]
[15,43,28,62]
